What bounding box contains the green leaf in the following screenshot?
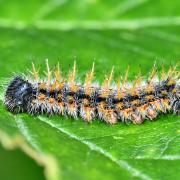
[0,0,180,180]
[0,144,45,180]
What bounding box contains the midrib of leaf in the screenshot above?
[0,15,179,65]
[0,17,180,31]
[37,116,180,159]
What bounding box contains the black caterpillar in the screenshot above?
[4,62,180,124]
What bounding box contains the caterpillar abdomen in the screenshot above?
[4,61,180,124]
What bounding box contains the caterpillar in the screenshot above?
[4,60,180,124]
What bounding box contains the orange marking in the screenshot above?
[50,81,65,92]
[161,90,167,95]
[147,108,157,120]
[39,83,47,90]
[145,95,154,101]
[162,99,171,109]
[82,99,90,107]
[99,101,106,109]
[104,109,117,124]
[50,83,57,92]
[141,104,149,111]
[58,102,64,114]
[129,88,138,96]
[172,88,177,94]
[70,84,79,92]
[137,106,145,114]
[38,93,46,101]
[132,113,142,124]
[57,81,65,90]
[48,98,55,104]
[100,89,111,98]
[85,87,95,96]
[67,96,74,104]
[84,107,95,122]
[131,100,141,106]
[67,103,77,116]
[168,79,175,86]
[116,102,124,110]
[153,100,164,112]
[58,94,63,101]
[145,85,154,94]
[122,108,133,119]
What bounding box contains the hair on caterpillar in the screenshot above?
[4,60,180,124]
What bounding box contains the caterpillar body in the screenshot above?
[4,61,180,124]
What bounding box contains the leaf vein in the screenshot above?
[38,116,152,180]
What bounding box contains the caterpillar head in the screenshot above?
[4,76,33,113]
[172,85,180,115]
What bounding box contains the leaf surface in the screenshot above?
[0,0,180,179]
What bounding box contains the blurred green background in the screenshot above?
[0,0,180,180]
